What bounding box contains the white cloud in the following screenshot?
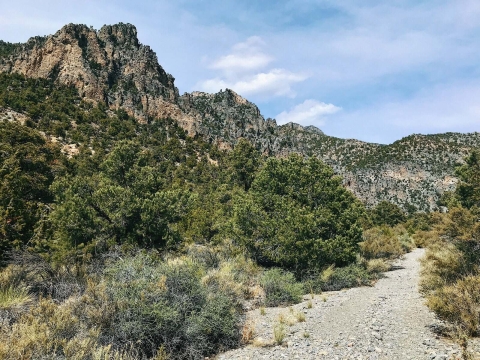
[276,99,341,126]
[211,53,273,72]
[199,36,308,98]
[199,69,307,97]
[210,36,273,72]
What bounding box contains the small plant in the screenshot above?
[260,306,266,316]
[154,346,170,360]
[0,286,32,309]
[260,269,303,306]
[296,311,306,322]
[286,316,297,326]
[322,295,327,302]
[366,259,390,274]
[307,300,313,309]
[241,319,256,344]
[303,331,310,338]
[273,323,286,345]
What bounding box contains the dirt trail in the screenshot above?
[217,249,461,360]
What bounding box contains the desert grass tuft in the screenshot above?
[273,323,286,345]
[296,311,306,322]
[0,285,32,309]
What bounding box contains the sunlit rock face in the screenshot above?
[2,23,480,211]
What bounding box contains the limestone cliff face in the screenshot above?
[1,23,480,211]
[0,23,198,131]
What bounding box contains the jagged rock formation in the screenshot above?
[0,23,198,132]
[1,23,479,211]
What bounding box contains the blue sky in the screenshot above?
[1,0,479,144]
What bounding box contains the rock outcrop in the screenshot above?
[0,23,199,131]
[1,23,480,211]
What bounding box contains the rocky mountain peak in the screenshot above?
[0,23,186,124]
[97,23,140,48]
[1,23,479,211]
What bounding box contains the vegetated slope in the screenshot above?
[1,23,479,211]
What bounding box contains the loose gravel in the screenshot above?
[216,249,474,360]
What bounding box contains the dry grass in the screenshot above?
[320,265,335,283]
[273,323,286,345]
[420,243,464,294]
[307,300,313,309]
[278,312,297,326]
[360,226,405,259]
[252,337,274,347]
[366,258,391,274]
[0,285,32,310]
[418,207,480,356]
[412,229,442,248]
[296,311,306,322]
[241,319,256,344]
[426,275,480,336]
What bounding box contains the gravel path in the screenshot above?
[216,249,462,360]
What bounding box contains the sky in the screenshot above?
[0,0,479,144]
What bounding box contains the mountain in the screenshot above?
[1,23,479,211]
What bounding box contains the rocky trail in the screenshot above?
[217,249,465,360]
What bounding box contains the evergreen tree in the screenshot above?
[234,154,365,273]
[370,201,406,227]
[0,122,61,256]
[455,150,480,210]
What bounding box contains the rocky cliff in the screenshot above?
[0,23,199,132]
[1,23,479,211]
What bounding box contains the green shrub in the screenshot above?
[394,225,415,252]
[103,253,241,358]
[235,154,365,273]
[369,201,406,227]
[306,264,372,292]
[0,252,243,360]
[259,268,303,306]
[321,264,372,291]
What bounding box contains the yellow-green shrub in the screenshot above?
[420,243,464,294]
[426,275,480,336]
[412,230,441,248]
[360,226,404,259]
[366,259,391,274]
[0,252,244,360]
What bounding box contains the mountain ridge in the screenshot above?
[1,22,479,211]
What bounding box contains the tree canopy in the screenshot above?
[234,154,365,273]
[455,150,480,210]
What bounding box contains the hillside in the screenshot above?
[1,22,479,211]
